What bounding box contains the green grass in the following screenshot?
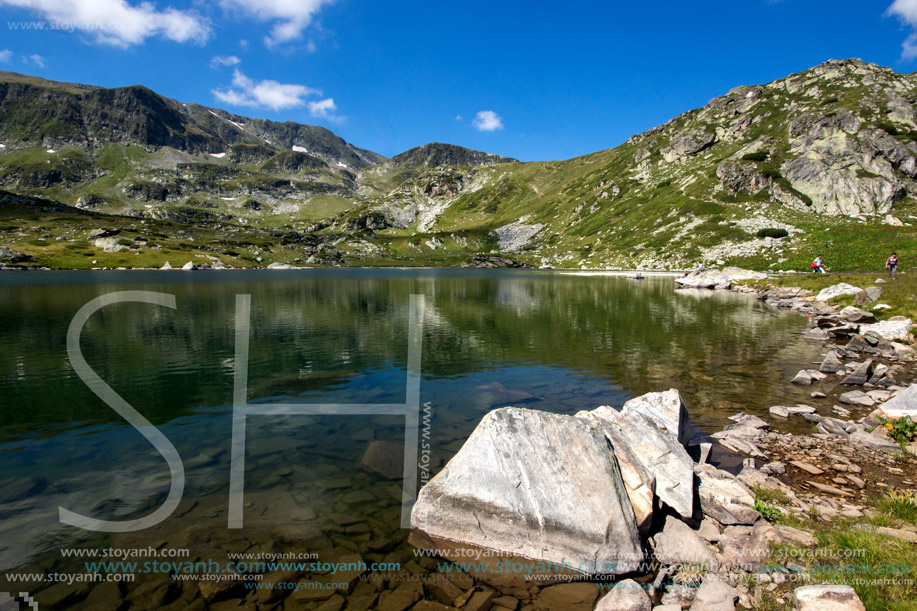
[761,492,917,610]
[747,271,917,320]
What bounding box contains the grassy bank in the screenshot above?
[746,271,917,321]
[754,490,917,611]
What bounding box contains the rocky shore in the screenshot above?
[408,387,886,610]
[398,270,917,611]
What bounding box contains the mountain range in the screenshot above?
[1,59,915,271]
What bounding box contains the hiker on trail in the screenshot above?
[811,255,826,273]
[887,252,899,280]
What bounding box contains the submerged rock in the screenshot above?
[410,407,644,575]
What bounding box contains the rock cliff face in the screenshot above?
[632,59,917,218]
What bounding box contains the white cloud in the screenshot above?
[0,49,12,64]
[26,54,45,67]
[0,0,211,47]
[455,114,464,121]
[888,0,917,58]
[472,110,504,132]
[889,0,917,23]
[307,97,336,118]
[213,68,326,112]
[210,55,241,68]
[219,0,334,46]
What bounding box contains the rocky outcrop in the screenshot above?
[620,388,692,447]
[859,318,913,343]
[694,464,759,525]
[716,160,770,194]
[663,129,716,160]
[782,112,908,216]
[0,245,36,264]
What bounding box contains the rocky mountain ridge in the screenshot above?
[2,59,917,271]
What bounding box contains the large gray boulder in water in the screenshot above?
[577,409,656,534]
[589,405,695,519]
[410,407,644,575]
[620,388,693,448]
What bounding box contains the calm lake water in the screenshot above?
[0,269,826,607]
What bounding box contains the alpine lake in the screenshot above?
[0,269,828,609]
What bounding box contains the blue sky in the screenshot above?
[0,0,916,161]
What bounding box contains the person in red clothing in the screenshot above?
[811,255,826,273]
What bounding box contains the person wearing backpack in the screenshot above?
[886,252,899,280]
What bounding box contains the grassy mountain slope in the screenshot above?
[330,59,917,270]
[3,59,917,270]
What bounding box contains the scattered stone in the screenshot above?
[775,524,818,547]
[182,261,197,271]
[859,319,913,343]
[769,406,789,418]
[838,390,875,407]
[594,579,652,611]
[652,515,717,566]
[793,584,865,611]
[816,283,863,302]
[694,463,759,525]
[533,583,597,611]
[160,261,173,270]
[808,481,853,497]
[842,360,873,385]
[853,291,871,308]
[865,286,882,301]
[688,577,738,611]
[818,350,844,373]
[839,306,875,324]
[803,328,832,341]
[849,431,900,452]
[790,460,824,475]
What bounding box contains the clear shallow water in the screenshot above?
[0,270,825,602]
